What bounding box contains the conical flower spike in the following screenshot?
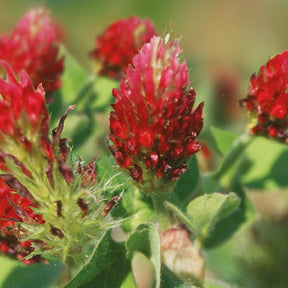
[109,35,204,193]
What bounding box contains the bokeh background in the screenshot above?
[2,0,288,78]
[1,1,288,287]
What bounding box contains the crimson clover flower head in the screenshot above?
[0,63,123,265]
[0,62,50,263]
[240,51,288,142]
[91,16,157,79]
[0,8,64,95]
[0,61,53,161]
[109,35,204,193]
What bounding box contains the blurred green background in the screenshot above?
[1,0,288,79]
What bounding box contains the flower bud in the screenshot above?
[161,226,205,285]
[90,16,157,79]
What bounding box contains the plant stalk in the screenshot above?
[210,133,254,181]
[151,193,173,232]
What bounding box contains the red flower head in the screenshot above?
[0,8,64,95]
[0,62,49,263]
[0,62,121,266]
[91,16,157,79]
[0,61,53,161]
[109,35,204,193]
[240,51,288,142]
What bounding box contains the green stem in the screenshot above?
[210,133,254,181]
[73,75,96,106]
[151,193,173,232]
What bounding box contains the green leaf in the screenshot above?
[47,89,65,126]
[241,136,288,189]
[203,177,255,249]
[65,230,130,288]
[91,76,118,110]
[0,257,65,288]
[60,45,88,105]
[170,156,200,209]
[126,223,161,288]
[160,265,190,288]
[200,176,220,195]
[210,127,237,156]
[61,112,96,150]
[48,46,88,125]
[186,193,241,240]
[208,132,253,184]
[77,256,136,288]
[72,75,117,113]
[165,201,200,236]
